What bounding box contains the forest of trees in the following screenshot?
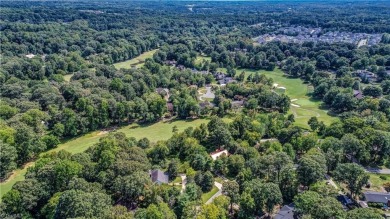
[1,0,390,219]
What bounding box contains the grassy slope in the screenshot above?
[0,118,210,198]
[201,185,219,203]
[113,49,158,69]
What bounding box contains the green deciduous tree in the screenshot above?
[333,163,369,198]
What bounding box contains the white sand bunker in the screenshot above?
[291,103,300,107]
[291,99,298,102]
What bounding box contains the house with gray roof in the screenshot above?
[150,169,169,185]
[364,191,390,206]
[274,203,295,219]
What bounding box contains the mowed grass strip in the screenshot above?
[113,49,158,69]
[118,118,210,142]
[0,118,210,198]
[201,185,219,203]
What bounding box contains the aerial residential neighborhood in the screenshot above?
[1,0,390,219]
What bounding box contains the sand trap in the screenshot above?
[291,104,300,107]
[273,83,279,88]
[277,86,286,90]
[291,99,298,102]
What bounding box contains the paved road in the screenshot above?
[364,167,390,174]
[206,182,223,204]
[350,156,390,174]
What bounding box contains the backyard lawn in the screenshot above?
[201,185,219,203]
[367,173,390,192]
[113,49,158,69]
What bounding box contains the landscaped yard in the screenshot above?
[171,176,182,184]
[201,185,219,203]
[0,118,211,199]
[366,173,390,192]
[113,49,158,69]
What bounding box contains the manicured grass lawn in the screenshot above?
[201,185,219,203]
[257,69,336,127]
[215,177,224,183]
[172,176,182,184]
[118,118,210,142]
[219,67,337,128]
[367,173,390,192]
[195,56,211,65]
[0,118,212,199]
[63,73,74,82]
[113,49,158,69]
[0,166,30,200]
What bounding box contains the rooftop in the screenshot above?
[364,191,390,203]
[150,169,169,184]
[210,149,229,160]
[274,203,295,219]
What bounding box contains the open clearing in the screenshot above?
[113,49,158,69]
[0,118,211,199]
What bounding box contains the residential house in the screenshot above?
[156,88,170,100]
[363,191,390,207]
[274,204,295,219]
[353,90,364,99]
[210,149,229,160]
[355,70,377,82]
[150,169,169,185]
[199,101,214,109]
[231,100,245,108]
[166,102,174,117]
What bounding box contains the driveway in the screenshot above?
[205,182,223,204]
[199,86,215,101]
[180,174,187,193]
